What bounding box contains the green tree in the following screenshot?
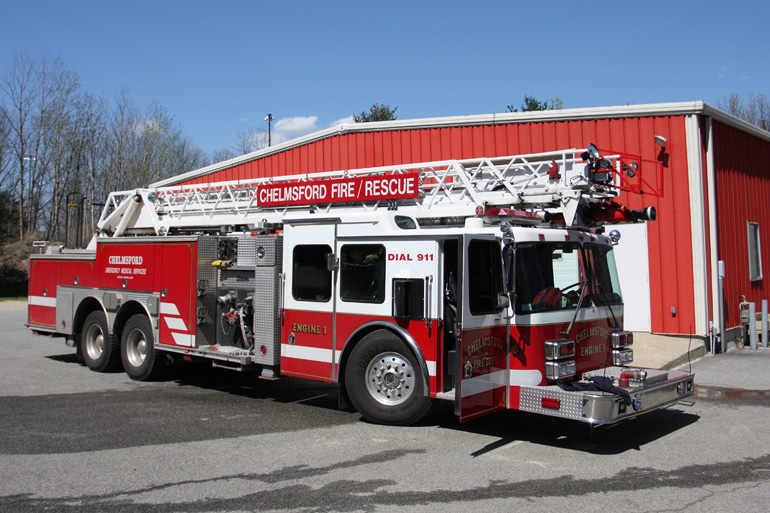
[353,103,398,122]
[507,95,564,113]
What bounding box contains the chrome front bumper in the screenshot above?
[518,367,695,424]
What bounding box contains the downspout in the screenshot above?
[704,117,724,350]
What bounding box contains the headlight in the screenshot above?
[612,348,634,365]
[545,360,576,382]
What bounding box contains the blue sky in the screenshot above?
[2,0,768,156]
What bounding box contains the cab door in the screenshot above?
[281,221,338,381]
[456,234,509,422]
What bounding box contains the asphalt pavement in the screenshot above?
[3,300,770,512]
[5,298,768,391]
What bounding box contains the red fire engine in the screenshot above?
[27,144,694,425]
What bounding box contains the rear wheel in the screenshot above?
[345,330,432,425]
[79,310,120,372]
[121,314,165,381]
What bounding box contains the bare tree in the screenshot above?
[104,88,140,194]
[718,91,770,131]
[1,52,40,240]
[0,53,208,245]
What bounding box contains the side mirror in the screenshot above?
[502,244,516,319]
[503,244,516,293]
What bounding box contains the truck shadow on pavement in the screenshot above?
[433,403,699,455]
[44,352,700,456]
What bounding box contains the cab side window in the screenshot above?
[292,245,332,302]
[468,239,503,315]
[340,244,386,303]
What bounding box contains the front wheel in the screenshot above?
[345,330,432,425]
[121,314,165,381]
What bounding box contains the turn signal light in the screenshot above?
[612,331,633,348]
[545,339,576,361]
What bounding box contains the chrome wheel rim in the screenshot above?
[85,324,105,360]
[125,328,147,368]
[365,352,415,406]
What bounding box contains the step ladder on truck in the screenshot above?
[27,143,694,426]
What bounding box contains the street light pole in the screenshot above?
[264,113,274,146]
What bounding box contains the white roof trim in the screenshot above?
[152,101,770,187]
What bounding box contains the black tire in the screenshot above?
[120,314,165,381]
[79,310,121,372]
[345,330,433,426]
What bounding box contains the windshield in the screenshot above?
[584,243,622,306]
[514,241,622,313]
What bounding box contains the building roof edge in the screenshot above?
[152,101,770,187]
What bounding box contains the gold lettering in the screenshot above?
[580,343,606,357]
[466,336,504,356]
[291,323,326,335]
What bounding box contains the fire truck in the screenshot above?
[27,144,694,426]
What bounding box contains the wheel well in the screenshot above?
[113,301,150,342]
[337,324,428,389]
[73,297,106,337]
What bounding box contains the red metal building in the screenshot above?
[154,102,770,343]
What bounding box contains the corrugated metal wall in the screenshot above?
[178,116,696,334]
[712,120,770,328]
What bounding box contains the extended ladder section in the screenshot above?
[96,147,641,238]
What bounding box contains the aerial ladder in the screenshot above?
[93,144,657,244]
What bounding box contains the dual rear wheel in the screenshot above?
[78,311,164,381]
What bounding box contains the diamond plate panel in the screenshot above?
[54,288,74,335]
[236,238,258,267]
[251,235,283,366]
[60,286,160,337]
[195,236,219,347]
[519,384,586,421]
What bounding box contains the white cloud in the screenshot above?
[330,115,355,127]
[718,65,730,79]
[249,114,359,147]
[273,116,319,138]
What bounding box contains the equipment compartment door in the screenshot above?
[281,222,337,381]
[457,234,509,422]
[158,241,197,347]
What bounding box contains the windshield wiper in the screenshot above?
[594,287,619,329]
[561,278,589,337]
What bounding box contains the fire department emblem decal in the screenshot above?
[464,360,473,379]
